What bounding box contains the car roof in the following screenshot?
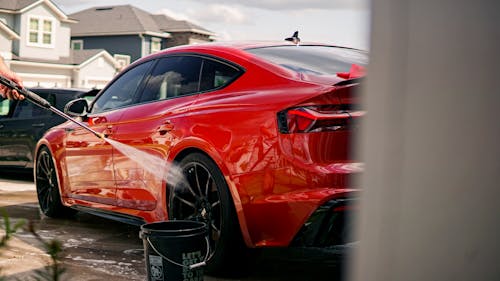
[159,40,337,54]
[131,40,349,72]
[124,41,366,83]
[29,87,90,93]
[29,88,100,97]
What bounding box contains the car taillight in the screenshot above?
[277,105,364,133]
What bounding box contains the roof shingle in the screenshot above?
[70,5,213,37]
[13,49,109,65]
[0,0,38,11]
[151,14,214,35]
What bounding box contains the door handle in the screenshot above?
[103,125,113,137]
[157,121,174,135]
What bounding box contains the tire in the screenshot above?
[35,147,76,218]
[167,153,248,275]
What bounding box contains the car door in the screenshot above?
[64,61,154,206]
[112,55,203,210]
[0,93,55,168]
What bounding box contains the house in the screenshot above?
[0,0,117,89]
[69,5,215,65]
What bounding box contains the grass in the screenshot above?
[0,209,65,281]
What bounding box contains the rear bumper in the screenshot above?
[291,197,357,247]
[240,187,358,247]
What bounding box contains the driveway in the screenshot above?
[0,170,345,281]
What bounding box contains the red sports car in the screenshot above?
[35,41,366,273]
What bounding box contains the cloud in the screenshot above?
[54,0,96,4]
[157,8,192,22]
[159,4,248,26]
[189,4,248,25]
[189,0,369,11]
[213,30,233,41]
[53,0,103,8]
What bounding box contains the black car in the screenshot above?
[0,88,98,169]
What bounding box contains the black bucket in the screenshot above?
[140,220,209,281]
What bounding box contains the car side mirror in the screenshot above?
[64,98,89,117]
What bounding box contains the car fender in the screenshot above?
[34,127,71,206]
[168,136,254,247]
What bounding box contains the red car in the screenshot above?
[35,41,366,273]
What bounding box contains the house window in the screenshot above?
[71,40,83,50]
[28,16,54,47]
[114,54,131,70]
[151,38,162,53]
[0,99,11,117]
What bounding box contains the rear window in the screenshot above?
[246,45,368,76]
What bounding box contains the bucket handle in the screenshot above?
[146,236,210,270]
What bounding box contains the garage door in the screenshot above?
[19,74,71,88]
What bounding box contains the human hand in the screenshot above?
[0,63,25,100]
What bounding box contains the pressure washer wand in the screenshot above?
[0,74,105,139]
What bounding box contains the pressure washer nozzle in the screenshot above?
[95,132,106,139]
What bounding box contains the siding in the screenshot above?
[78,55,116,88]
[0,35,12,58]
[18,4,70,60]
[73,35,143,62]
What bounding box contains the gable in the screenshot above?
[11,0,75,60]
[76,49,116,69]
[20,0,76,23]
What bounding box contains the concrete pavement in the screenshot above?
[0,171,344,281]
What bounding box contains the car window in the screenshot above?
[92,61,154,113]
[0,99,12,117]
[11,93,54,119]
[12,100,48,119]
[246,45,368,76]
[199,59,241,92]
[139,56,202,103]
[82,89,100,103]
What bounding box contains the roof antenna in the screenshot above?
[285,31,300,46]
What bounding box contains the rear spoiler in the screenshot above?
[334,77,364,86]
[335,64,365,86]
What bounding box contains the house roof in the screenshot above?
[151,14,214,36]
[0,0,77,23]
[70,5,213,37]
[0,0,38,11]
[12,49,114,67]
[70,5,166,37]
[71,49,110,65]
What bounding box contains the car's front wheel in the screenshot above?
[167,152,247,274]
[36,147,76,218]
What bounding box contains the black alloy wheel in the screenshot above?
[36,147,75,218]
[168,153,247,274]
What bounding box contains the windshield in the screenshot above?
[246,45,368,76]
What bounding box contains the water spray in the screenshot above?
[0,74,105,139]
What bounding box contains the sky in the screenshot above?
[53,0,371,50]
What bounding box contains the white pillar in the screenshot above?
[72,68,81,88]
[350,0,500,280]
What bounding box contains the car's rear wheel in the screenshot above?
[36,147,75,218]
[168,152,247,274]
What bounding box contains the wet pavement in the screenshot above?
[0,170,346,281]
